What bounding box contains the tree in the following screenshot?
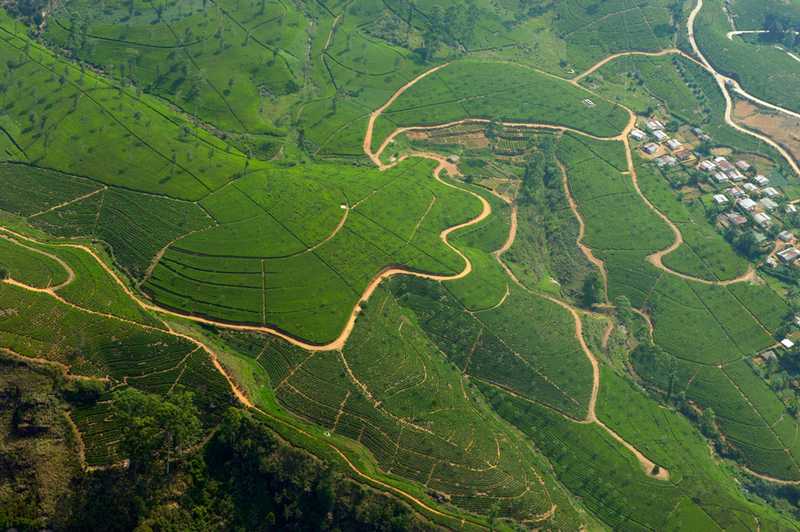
[581,272,603,308]
[733,230,763,260]
[114,388,201,476]
[700,408,720,439]
[614,295,634,326]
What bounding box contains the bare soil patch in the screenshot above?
[734,99,800,163]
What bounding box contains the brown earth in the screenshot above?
[734,99,800,164]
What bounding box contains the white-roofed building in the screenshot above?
[760,198,779,211]
[753,212,772,227]
[778,248,800,264]
[656,155,677,167]
[754,175,769,187]
[666,138,682,150]
[629,128,647,141]
[738,197,757,212]
[642,143,659,155]
[698,160,717,172]
[727,169,746,182]
[726,187,745,199]
[713,172,729,184]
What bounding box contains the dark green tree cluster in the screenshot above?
[4,0,49,25]
[65,390,434,531]
[764,13,800,50]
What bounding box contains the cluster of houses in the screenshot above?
[701,156,782,221]
[698,156,800,268]
[631,119,696,167]
[699,156,798,261]
[629,115,800,270]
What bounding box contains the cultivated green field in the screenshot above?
[694,0,800,115]
[4,0,800,528]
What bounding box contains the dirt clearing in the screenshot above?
[734,99,800,163]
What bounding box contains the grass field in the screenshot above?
[144,157,490,342]
[477,366,795,531]
[214,286,591,526]
[373,59,630,152]
[2,0,800,526]
[582,54,790,165]
[0,234,71,288]
[0,241,234,466]
[635,160,750,281]
[694,0,800,115]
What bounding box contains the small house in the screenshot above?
[692,127,704,135]
[778,247,800,264]
[743,182,759,194]
[787,204,798,214]
[754,212,772,227]
[781,338,796,349]
[762,187,780,198]
[699,133,713,142]
[656,155,677,167]
[653,130,669,142]
[738,197,757,212]
[727,169,746,182]
[642,143,659,155]
[754,175,769,187]
[723,212,748,226]
[713,172,729,184]
[760,198,779,212]
[712,194,728,205]
[629,128,647,142]
[675,149,692,162]
[715,157,734,172]
[647,119,665,131]
[583,98,595,107]
[726,187,745,199]
[698,160,717,172]
[666,138,682,151]
[761,350,778,363]
[778,230,795,242]
[736,160,752,171]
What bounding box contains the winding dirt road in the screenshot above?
[726,30,768,40]
[743,466,800,486]
[373,89,757,288]
[11,8,800,502]
[620,132,757,286]
[363,63,450,168]
[490,200,670,480]
[572,48,683,83]
[557,160,608,299]
[1,162,490,352]
[686,0,800,175]
[0,232,76,290]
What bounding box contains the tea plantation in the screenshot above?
[3,0,800,529]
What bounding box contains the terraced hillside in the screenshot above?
[3,0,800,529]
